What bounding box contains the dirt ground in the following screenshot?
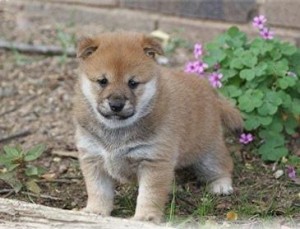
[0,3,299,228]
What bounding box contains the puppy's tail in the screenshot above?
[218,96,243,135]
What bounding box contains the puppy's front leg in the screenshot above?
[79,152,115,216]
[133,161,174,224]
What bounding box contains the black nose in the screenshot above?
[109,99,125,112]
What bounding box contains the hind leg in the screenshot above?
[193,141,233,195]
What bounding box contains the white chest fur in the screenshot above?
[75,128,155,183]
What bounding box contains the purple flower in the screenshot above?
[185,61,208,75]
[286,166,296,179]
[185,61,199,73]
[194,43,203,59]
[260,27,274,40]
[196,61,208,74]
[239,133,254,145]
[252,15,267,29]
[208,72,223,88]
[213,63,221,71]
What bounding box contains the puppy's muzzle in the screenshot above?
[97,95,135,120]
[109,98,125,112]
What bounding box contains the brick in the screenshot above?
[16,1,156,33]
[178,0,223,21]
[44,0,119,7]
[222,0,257,23]
[158,16,299,45]
[158,17,230,45]
[48,0,119,7]
[262,0,300,29]
[121,0,257,23]
[120,0,160,11]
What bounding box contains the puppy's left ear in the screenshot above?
[76,36,98,59]
[142,36,164,58]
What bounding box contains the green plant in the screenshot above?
[186,17,300,161]
[164,36,190,56]
[195,192,216,217]
[0,144,46,193]
[56,26,76,63]
[167,180,177,222]
[12,48,29,66]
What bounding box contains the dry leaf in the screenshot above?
[226,211,238,221]
[41,173,56,180]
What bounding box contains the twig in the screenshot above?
[3,190,14,198]
[51,150,78,158]
[0,189,14,194]
[0,189,15,198]
[0,39,76,57]
[0,95,37,117]
[21,191,63,201]
[0,130,32,143]
[37,178,81,184]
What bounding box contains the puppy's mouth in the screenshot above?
[98,110,135,120]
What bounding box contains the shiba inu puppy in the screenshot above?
[73,32,243,223]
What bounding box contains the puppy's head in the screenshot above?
[76,32,163,129]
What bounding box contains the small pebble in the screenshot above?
[274,170,284,179]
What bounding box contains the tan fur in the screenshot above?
[73,32,243,223]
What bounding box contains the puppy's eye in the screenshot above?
[128,79,139,89]
[97,78,108,88]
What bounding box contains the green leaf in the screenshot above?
[3,146,20,157]
[240,69,255,81]
[203,55,219,67]
[259,130,285,147]
[280,42,297,56]
[0,171,23,192]
[209,49,226,62]
[225,27,247,48]
[278,78,289,89]
[278,76,297,89]
[269,119,283,132]
[241,52,257,68]
[257,91,282,115]
[0,154,18,167]
[243,113,272,130]
[25,166,39,176]
[227,26,240,37]
[254,63,268,76]
[251,39,274,55]
[277,91,292,109]
[291,98,300,115]
[230,58,243,69]
[258,116,273,126]
[214,34,228,46]
[259,145,288,161]
[220,69,237,80]
[284,115,298,135]
[7,163,20,172]
[244,116,261,130]
[225,85,242,98]
[270,48,282,61]
[24,144,45,161]
[250,38,264,54]
[25,180,41,194]
[238,89,264,112]
[270,59,289,77]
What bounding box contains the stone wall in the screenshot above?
[5,0,300,46]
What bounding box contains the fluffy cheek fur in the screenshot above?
[80,74,157,129]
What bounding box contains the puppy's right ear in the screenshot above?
[76,37,98,59]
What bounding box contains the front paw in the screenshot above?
[81,206,111,216]
[132,213,162,224]
[209,177,233,195]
